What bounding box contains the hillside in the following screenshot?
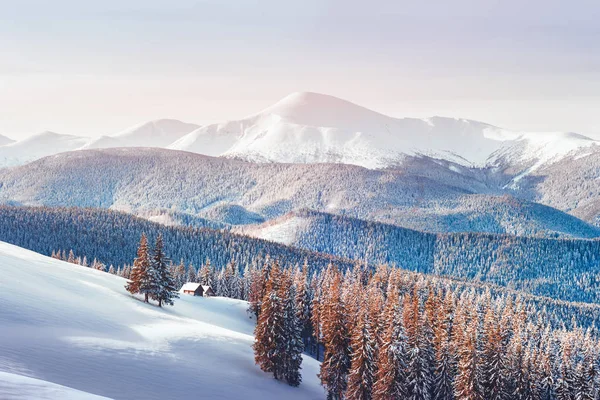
[0,206,353,273]
[0,241,323,400]
[1,206,600,304]
[236,209,600,304]
[0,372,109,400]
[1,148,598,238]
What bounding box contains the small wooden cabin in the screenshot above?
[181,282,204,296]
[181,282,215,297]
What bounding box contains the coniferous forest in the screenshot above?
[3,204,600,399]
[3,205,600,304]
[54,228,600,399]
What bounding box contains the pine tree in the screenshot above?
[249,260,269,318]
[253,262,285,379]
[454,306,482,400]
[281,273,304,387]
[67,249,76,264]
[125,233,152,302]
[186,264,196,283]
[198,259,213,286]
[150,234,179,307]
[373,289,408,400]
[481,307,506,400]
[173,260,186,290]
[319,268,350,400]
[404,290,434,400]
[432,291,455,400]
[346,298,376,400]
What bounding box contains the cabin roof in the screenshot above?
[181,282,202,291]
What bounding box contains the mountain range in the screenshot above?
[1,92,597,177]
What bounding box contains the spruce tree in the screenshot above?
[404,290,434,400]
[453,307,482,400]
[373,290,408,400]
[67,249,76,264]
[125,233,152,302]
[281,274,304,387]
[319,269,350,400]
[253,262,285,379]
[186,264,196,283]
[481,307,506,400]
[150,234,179,307]
[346,300,376,400]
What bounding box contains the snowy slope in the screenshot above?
[0,241,324,400]
[0,131,89,168]
[0,134,14,147]
[169,92,598,170]
[0,372,110,400]
[83,119,199,150]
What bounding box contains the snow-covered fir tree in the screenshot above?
[150,234,179,307]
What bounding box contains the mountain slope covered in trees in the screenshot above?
[0,206,351,273]
[2,206,600,305]
[1,148,598,238]
[237,209,600,304]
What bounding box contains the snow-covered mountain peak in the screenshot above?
[254,91,392,130]
[0,131,89,168]
[0,134,14,146]
[84,118,199,149]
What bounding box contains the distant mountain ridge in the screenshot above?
[169,92,599,172]
[83,119,199,150]
[1,92,597,176]
[0,134,13,147]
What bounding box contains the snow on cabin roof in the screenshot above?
[181,282,202,291]
[202,285,212,292]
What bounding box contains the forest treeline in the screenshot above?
[4,206,600,305]
[249,261,600,399]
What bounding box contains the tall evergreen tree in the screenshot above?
[373,289,408,400]
[281,272,304,387]
[254,262,286,380]
[125,233,152,302]
[319,268,350,400]
[454,306,482,400]
[346,299,376,400]
[150,234,179,307]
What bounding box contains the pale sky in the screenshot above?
[1,0,599,139]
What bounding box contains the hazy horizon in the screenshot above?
[2,0,599,140]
